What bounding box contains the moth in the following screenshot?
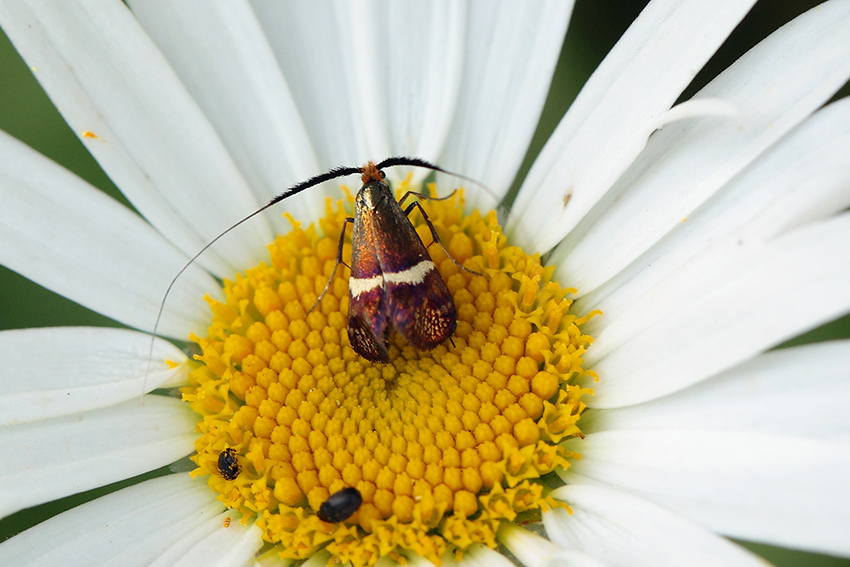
[331,161,463,362]
[149,157,484,368]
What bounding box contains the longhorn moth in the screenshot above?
[146,157,487,378]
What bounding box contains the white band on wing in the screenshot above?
[349,274,383,298]
[349,260,436,298]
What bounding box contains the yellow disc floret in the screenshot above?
[182,182,599,567]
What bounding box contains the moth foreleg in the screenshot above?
[308,217,354,315]
[402,199,481,277]
[398,188,458,208]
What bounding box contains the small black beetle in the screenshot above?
[217,448,241,480]
[317,487,362,523]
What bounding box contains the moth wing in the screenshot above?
[368,198,456,350]
[347,309,389,363]
[386,263,456,350]
[347,207,390,363]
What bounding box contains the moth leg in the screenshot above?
[398,189,457,208]
[308,217,353,315]
[402,199,481,277]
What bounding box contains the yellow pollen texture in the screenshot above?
[182,185,598,567]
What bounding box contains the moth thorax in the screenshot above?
[357,181,393,210]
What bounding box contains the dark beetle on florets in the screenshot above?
[317,487,362,523]
[217,448,241,481]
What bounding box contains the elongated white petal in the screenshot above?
[437,0,572,208]
[0,0,272,276]
[508,0,756,253]
[252,1,469,187]
[574,97,850,328]
[129,0,323,228]
[562,431,850,557]
[250,0,369,169]
[553,0,850,294]
[151,511,263,567]
[0,396,196,518]
[0,131,219,339]
[0,327,189,425]
[346,0,466,186]
[545,484,766,567]
[582,341,850,441]
[499,523,611,567]
[583,213,850,407]
[0,474,225,566]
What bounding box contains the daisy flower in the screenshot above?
[1,1,849,566]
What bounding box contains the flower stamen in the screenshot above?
[182,183,598,566]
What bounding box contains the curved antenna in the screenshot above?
[142,164,362,395]
[377,156,498,202]
[143,158,493,394]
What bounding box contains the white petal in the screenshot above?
[346,0,467,186]
[249,0,371,170]
[0,0,272,276]
[545,484,766,567]
[457,544,515,567]
[582,341,850,441]
[152,512,263,567]
[508,0,757,253]
[583,212,850,407]
[254,548,295,567]
[499,523,611,567]
[0,327,189,425]
[0,396,196,517]
[0,131,219,339]
[403,553,437,567]
[561,431,850,557]
[573,97,850,329]
[646,97,739,130]
[252,1,471,186]
[450,543,514,567]
[0,473,225,567]
[128,0,324,228]
[437,0,572,207]
[553,0,850,294]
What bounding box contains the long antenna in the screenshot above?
[377,156,498,201]
[142,157,494,394]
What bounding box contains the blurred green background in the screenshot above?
[1,0,848,565]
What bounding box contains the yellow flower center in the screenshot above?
[182,182,599,567]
